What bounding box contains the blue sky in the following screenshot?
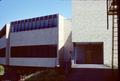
[0,0,71,29]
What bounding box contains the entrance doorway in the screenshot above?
[74,42,103,64]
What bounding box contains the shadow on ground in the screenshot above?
[66,68,119,81]
[0,68,119,81]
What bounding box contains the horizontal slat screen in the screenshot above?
[11,45,57,58]
[11,14,58,32]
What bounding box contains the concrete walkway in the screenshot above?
[72,64,111,69]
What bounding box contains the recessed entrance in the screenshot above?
[74,42,103,64]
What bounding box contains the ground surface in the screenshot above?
[0,67,119,81]
[66,68,119,81]
[24,68,119,81]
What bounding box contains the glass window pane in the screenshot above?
[40,20,44,28]
[51,18,54,27]
[25,20,29,30]
[17,23,19,32]
[28,20,32,30]
[11,25,14,32]
[14,23,16,32]
[44,16,48,28]
[13,23,16,32]
[33,21,36,29]
[19,22,21,31]
[20,22,22,31]
[18,22,21,32]
[53,18,58,27]
[17,22,19,31]
[19,21,22,32]
[36,20,40,28]
[31,20,34,30]
[48,19,52,27]
[11,23,14,32]
[40,17,44,28]
[29,21,32,30]
[44,19,48,28]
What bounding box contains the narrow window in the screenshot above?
[11,22,14,32]
[28,19,32,30]
[15,22,18,32]
[32,18,36,30]
[18,21,21,31]
[53,14,58,27]
[26,20,29,31]
[40,17,44,29]
[36,18,40,29]
[53,18,58,27]
[44,16,48,28]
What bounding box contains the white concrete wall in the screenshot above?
[57,15,65,65]
[64,19,72,45]
[58,15,65,50]
[72,0,113,67]
[10,28,58,46]
[6,24,10,39]
[64,19,72,61]
[9,58,57,67]
[9,27,58,67]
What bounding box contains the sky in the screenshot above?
[0,0,71,29]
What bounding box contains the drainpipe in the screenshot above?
[6,24,10,66]
[117,0,120,70]
[107,0,109,30]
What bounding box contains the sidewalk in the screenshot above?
[72,64,111,69]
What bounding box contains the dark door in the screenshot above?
[75,46,85,64]
[75,43,103,64]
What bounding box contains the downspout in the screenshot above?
[6,24,11,66]
[107,0,109,30]
[116,0,120,70]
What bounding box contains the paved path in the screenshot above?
[72,64,111,69]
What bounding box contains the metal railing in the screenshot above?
[107,0,118,69]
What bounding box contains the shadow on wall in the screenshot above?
[59,32,72,72]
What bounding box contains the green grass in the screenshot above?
[0,65,4,75]
[25,69,66,81]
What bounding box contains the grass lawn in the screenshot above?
[25,69,66,81]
